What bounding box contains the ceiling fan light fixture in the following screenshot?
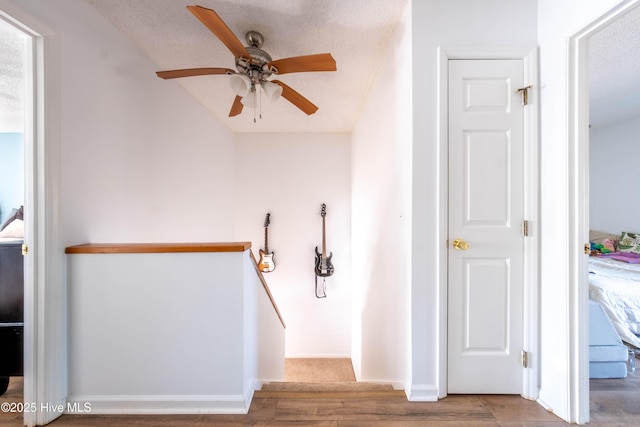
[262,80,283,102]
[229,73,251,97]
[240,87,257,108]
[155,7,336,118]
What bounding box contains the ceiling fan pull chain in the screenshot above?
[259,85,263,120]
[253,88,257,123]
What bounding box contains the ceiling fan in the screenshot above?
[156,5,337,118]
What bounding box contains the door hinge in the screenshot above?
[22,243,28,256]
[517,85,532,106]
[522,220,529,237]
[522,349,529,368]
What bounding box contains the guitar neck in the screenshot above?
[321,217,326,258]
[264,227,269,252]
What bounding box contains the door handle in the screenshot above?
[452,239,470,250]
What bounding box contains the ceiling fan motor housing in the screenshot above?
[235,31,275,83]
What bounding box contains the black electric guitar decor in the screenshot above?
[314,204,334,278]
[258,213,275,273]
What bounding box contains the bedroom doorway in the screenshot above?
[568,0,640,422]
[0,11,27,408]
[586,1,640,420]
[0,3,64,425]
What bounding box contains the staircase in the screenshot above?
[258,357,405,398]
[256,381,405,398]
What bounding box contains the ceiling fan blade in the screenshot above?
[156,67,234,79]
[186,5,250,60]
[229,95,243,117]
[268,53,337,75]
[272,80,318,115]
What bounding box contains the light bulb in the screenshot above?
[262,81,283,102]
[229,74,251,97]
[241,88,257,108]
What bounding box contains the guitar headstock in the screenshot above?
[320,203,327,218]
[264,213,271,227]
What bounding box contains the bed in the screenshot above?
[0,206,24,395]
[589,230,640,350]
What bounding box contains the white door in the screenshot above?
[447,59,525,394]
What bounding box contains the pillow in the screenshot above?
[589,229,619,251]
[0,205,24,231]
[618,231,640,254]
[0,218,24,238]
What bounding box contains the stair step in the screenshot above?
[255,382,405,398]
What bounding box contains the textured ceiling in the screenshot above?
[85,0,409,133]
[1,3,638,133]
[0,18,25,133]
[589,6,640,128]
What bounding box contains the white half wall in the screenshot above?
[351,1,412,386]
[589,117,640,234]
[67,251,250,413]
[234,133,351,357]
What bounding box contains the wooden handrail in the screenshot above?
[250,251,286,329]
[65,241,285,328]
[65,242,251,254]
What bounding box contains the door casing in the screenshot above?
[0,1,63,426]
[568,0,640,423]
[436,46,539,399]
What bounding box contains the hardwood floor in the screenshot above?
[589,358,640,425]
[0,362,638,426]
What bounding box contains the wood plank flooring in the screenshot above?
[0,358,638,426]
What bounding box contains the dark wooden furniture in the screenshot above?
[0,240,23,395]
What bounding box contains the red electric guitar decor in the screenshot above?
[258,213,275,273]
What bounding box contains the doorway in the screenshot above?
[0,3,63,425]
[447,58,525,394]
[0,10,27,410]
[437,46,539,399]
[567,0,640,422]
[584,0,640,421]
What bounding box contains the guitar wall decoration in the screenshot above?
[258,213,275,273]
[314,203,334,298]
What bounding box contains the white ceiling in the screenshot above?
[1,2,639,133]
[589,6,640,128]
[85,0,409,134]
[0,18,26,133]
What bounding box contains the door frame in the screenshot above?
[568,0,640,423]
[0,1,63,426]
[436,46,539,399]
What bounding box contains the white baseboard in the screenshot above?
[406,384,439,401]
[285,354,352,358]
[66,394,252,415]
[536,389,554,413]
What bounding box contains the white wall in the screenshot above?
[12,0,236,247]
[351,2,412,386]
[234,133,351,357]
[537,0,625,421]
[590,117,640,234]
[410,0,537,398]
[67,249,282,413]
